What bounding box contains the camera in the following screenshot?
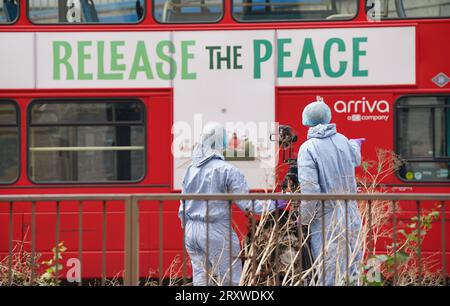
[278,125,298,149]
[275,125,299,192]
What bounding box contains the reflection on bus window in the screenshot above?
[28,0,145,24]
[28,101,146,183]
[232,0,358,22]
[0,0,19,23]
[367,0,450,19]
[397,96,450,182]
[0,101,19,184]
[153,0,223,23]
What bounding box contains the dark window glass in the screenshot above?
[0,102,17,124]
[153,0,223,23]
[30,102,143,124]
[396,96,450,182]
[397,108,434,158]
[366,0,450,19]
[0,101,19,184]
[29,101,145,183]
[28,0,145,24]
[0,0,19,23]
[232,0,358,22]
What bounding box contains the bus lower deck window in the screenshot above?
[28,0,145,24]
[232,0,358,22]
[153,0,223,23]
[366,0,450,19]
[396,96,450,182]
[0,101,19,184]
[0,0,19,23]
[28,100,146,183]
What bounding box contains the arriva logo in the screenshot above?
[334,98,390,114]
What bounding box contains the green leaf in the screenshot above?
[397,229,407,237]
[396,251,409,263]
[409,236,418,242]
[362,162,368,171]
[430,211,440,218]
[374,254,389,263]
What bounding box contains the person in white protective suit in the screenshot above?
[297,99,365,286]
[179,123,284,286]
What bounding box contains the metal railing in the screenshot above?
[0,193,448,286]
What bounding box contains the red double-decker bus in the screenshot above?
[0,0,449,283]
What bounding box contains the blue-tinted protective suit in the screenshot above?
[179,144,275,286]
[297,124,363,286]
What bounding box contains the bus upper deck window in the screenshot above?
[366,0,450,19]
[153,0,223,23]
[396,96,450,182]
[28,0,145,24]
[232,0,358,22]
[0,101,19,184]
[0,0,19,24]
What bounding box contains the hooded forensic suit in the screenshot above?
[179,125,275,286]
[298,101,363,286]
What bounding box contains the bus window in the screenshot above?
[366,0,450,19]
[396,96,450,182]
[28,0,145,24]
[232,0,358,22]
[28,100,146,183]
[153,0,223,23]
[0,101,19,184]
[0,0,19,23]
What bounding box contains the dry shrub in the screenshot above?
[358,149,443,286]
[0,230,44,286]
[145,255,192,286]
[239,207,311,286]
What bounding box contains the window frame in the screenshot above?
[152,0,225,24]
[0,0,20,25]
[365,0,450,21]
[26,0,146,25]
[394,94,450,183]
[27,98,147,185]
[0,99,20,185]
[231,0,359,23]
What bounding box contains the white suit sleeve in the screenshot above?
[348,140,362,167]
[226,167,276,214]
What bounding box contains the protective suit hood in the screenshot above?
[307,123,337,140]
[191,144,225,167]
